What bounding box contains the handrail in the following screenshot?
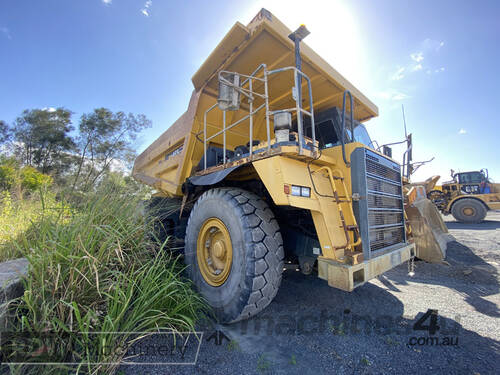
[341,90,354,167]
[376,139,407,152]
[202,64,316,170]
[268,66,316,155]
[402,142,413,178]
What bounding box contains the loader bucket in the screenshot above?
[405,186,453,263]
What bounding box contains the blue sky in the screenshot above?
[1,0,499,182]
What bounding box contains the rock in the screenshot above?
[0,258,29,331]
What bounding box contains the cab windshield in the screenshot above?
[346,124,373,149]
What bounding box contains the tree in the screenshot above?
[13,108,75,175]
[0,120,10,144]
[72,108,151,191]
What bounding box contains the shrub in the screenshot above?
[0,157,53,197]
[0,164,16,190]
[21,166,53,191]
[2,186,206,374]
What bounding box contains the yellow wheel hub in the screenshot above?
[463,207,475,216]
[197,218,233,286]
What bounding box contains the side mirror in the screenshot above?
[382,145,392,158]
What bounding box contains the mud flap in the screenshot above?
[406,197,453,263]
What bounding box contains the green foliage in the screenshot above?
[329,321,346,335]
[289,354,297,365]
[21,166,53,191]
[0,157,52,197]
[0,119,10,143]
[227,339,240,352]
[73,108,151,191]
[0,163,16,190]
[360,356,371,366]
[2,107,151,192]
[13,108,75,175]
[1,186,206,374]
[0,190,69,261]
[257,354,271,372]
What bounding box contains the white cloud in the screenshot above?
[390,67,405,81]
[392,92,410,101]
[410,52,424,63]
[391,39,445,80]
[375,90,410,101]
[42,107,57,112]
[458,128,467,135]
[102,0,112,5]
[141,0,152,16]
[422,38,445,51]
[426,67,445,74]
[0,26,12,40]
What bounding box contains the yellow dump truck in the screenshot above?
[426,169,500,223]
[133,9,447,322]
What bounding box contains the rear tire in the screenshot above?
[451,198,487,223]
[184,188,284,323]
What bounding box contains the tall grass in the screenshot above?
[0,190,70,262]
[1,186,206,374]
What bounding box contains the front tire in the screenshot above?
[184,188,284,323]
[451,198,487,223]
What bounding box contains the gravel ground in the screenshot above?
[123,212,500,375]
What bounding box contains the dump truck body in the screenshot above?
[134,9,445,322]
[133,9,377,196]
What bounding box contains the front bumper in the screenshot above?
[317,242,415,292]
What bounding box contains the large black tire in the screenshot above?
[451,198,487,223]
[184,188,284,323]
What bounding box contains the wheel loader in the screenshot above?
[425,169,500,223]
[133,9,449,323]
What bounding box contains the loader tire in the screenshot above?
[451,198,487,223]
[184,188,284,323]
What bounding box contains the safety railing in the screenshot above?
[202,64,316,171]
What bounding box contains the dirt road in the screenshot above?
[124,212,500,374]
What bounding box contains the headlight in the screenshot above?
[288,185,311,197]
[291,185,301,196]
[301,186,311,197]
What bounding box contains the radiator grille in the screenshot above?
[351,148,406,259]
[367,194,401,209]
[366,157,401,181]
[365,154,404,254]
[368,211,404,227]
[366,176,402,196]
[369,227,405,252]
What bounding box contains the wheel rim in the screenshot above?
[462,207,475,216]
[197,218,233,286]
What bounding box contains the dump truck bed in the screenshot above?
[133,8,379,197]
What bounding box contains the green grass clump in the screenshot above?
[0,190,69,261]
[257,354,271,372]
[1,186,206,374]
